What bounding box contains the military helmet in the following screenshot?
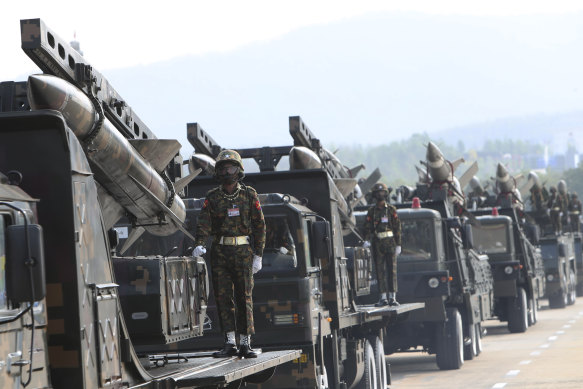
[372,182,389,193]
[216,149,244,170]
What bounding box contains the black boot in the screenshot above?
[213,343,238,358]
[238,344,259,358]
[388,297,400,306]
[375,298,389,307]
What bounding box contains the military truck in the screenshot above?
[0,18,300,388]
[135,118,423,389]
[469,207,546,332]
[351,143,494,371]
[526,184,578,309]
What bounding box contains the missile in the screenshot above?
[558,180,568,195]
[496,163,515,193]
[425,141,464,182]
[27,74,192,241]
[189,153,216,176]
[289,146,322,170]
[528,171,542,191]
[468,176,484,196]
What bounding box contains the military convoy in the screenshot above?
[1,16,582,389]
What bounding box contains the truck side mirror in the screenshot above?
[6,224,46,303]
[462,224,474,250]
[311,220,331,260]
[558,243,566,258]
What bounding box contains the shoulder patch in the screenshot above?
[255,200,262,210]
[203,199,209,209]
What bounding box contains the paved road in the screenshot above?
[388,297,583,388]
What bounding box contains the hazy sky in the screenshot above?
[3,0,583,79]
[3,1,583,156]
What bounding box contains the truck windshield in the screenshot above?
[472,223,508,254]
[540,243,558,270]
[263,216,297,271]
[400,219,434,260]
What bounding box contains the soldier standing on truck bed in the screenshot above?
[362,183,402,306]
[194,150,266,358]
[569,192,582,233]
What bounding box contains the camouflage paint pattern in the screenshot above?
[363,203,401,293]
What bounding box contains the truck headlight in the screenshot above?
[428,277,440,288]
[547,274,554,281]
[504,266,513,275]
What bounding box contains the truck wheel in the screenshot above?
[463,321,477,361]
[549,288,567,309]
[372,336,387,388]
[528,297,538,326]
[356,340,378,389]
[567,270,577,306]
[507,287,528,333]
[435,307,464,370]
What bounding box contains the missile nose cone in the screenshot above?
[289,146,322,170]
[496,163,508,179]
[27,74,96,137]
[426,141,443,162]
[469,176,480,190]
[27,74,66,110]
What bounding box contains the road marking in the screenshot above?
[539,343,550,348]
[563,324,572,329]
[530,350,542,356]
[556,330,565,334]
[506,370,520,377]
[548,336,558,341]
[519,360,531,365]
[492,383,507,388]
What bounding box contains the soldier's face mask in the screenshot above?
[217,163,239,184]
[374,191,386,202]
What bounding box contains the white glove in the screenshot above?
[546,209,551,216]
[362,241,371,249]
[252,255,262,274]
[395,245,402,256]
[193,245,206,257]
[560,212,564,218]
[279,246,289,255]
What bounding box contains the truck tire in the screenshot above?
[507,287,528,333]
[549,288,567,309]
[372,337,387,388]
[435,307,464,370]
[357,340,378,389]
[528,297,538,326]
[567,270,577,306]
[463,321,477,361]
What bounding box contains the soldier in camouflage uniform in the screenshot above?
[549,182,569,235]
[362,183,402,306]
[569,193,582,233]
[194,150,266,358]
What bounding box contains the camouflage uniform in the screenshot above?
[195,183,266,335]
[363,203,402,293]
[550,193,568,234]
[568,195,582,233]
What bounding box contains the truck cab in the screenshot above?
[471,210,545,332]
[540,235,577,308]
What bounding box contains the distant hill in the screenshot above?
[98,10,583,157]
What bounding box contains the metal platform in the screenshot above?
[356,302,425,319]
[139,349,301,388]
